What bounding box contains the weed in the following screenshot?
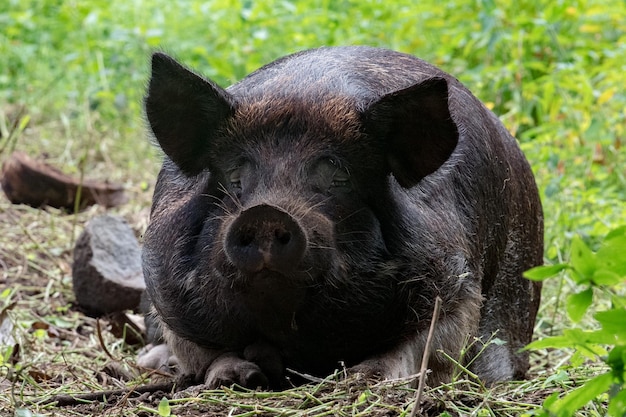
[526,226,626,416]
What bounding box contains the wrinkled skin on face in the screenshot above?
[138,46,543,389]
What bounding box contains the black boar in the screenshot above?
[138,46,543,389]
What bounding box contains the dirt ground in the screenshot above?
[0,188,575,416]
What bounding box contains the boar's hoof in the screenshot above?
[205,352,269,389]
[137,343,178,374]
[225,204,306,274]
[243,341,285,388]
[347,361,386,382]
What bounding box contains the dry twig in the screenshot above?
[42,382,176,407]
[410,296,443,417]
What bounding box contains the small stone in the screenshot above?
[72,215,145,315]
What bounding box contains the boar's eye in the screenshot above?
[228,167,242,190]
[330,161,351,189]
[313,157,351,193]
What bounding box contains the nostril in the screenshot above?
[275,229,291,245]
[237,228,256,247]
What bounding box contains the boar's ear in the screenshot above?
[145,52,235,176]
[364,77,458,188]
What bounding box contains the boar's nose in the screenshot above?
[225,204,307,274]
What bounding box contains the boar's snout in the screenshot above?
[225,204,307,275]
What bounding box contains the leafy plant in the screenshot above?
[526,226,626,416]
[1,0,625,415]
[157,397,172,417]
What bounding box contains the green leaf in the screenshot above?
[596,309,626,342]
[526,335,575,350]
[547,372,614,417]
[543,370,569,387]
[524,263,568,281]
[606,346,626,377]
[590,334,619,347]
[569,236,597,284]
[15,409,33,417]
[566,287,593,322]
[605,225,626,241]
[542,392,560,409]
[569,350,587,368]
[357,391,369,404]
[612,294,626,309]
[527,329,615,351]
[157,397,171,417]
[593,269,624,286]
[597,235,626,277]
[608,388,626,417]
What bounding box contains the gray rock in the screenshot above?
[72,214,145,315]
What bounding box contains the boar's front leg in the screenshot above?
[137,343,178,373]
[204,341,286,389]
[161,328,272,389]
[204,352,269,389]
[352,295,481,386]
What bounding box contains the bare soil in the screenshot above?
[0,191,565,416]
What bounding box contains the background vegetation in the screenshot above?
[0,0,624,415]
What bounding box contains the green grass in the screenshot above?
[1,0,625,415]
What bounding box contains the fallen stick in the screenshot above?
[410,296,443,417]
[42,381,175,407]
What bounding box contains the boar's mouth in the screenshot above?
[222,204,312,327]
[219,203,343,338]
[238,269,306,310]
[233,268,307,340]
